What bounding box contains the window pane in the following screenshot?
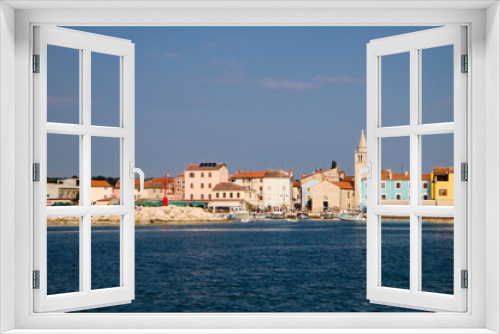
[421,133,454,206]
[421,216,454,294]
[92,52,120,127]
[421,45,454,124]
[47,45,80,124]
[381,137,410,205]
[381,52,410,127]
[91,137,120,206]
[91,220,121,290]
[381,216,410,290]
[47,217,80,295]
[47,134,80,206]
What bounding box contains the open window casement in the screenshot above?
[33,26,141,312]
[364,26,467,312]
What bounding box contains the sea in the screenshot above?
[46,219,454,312]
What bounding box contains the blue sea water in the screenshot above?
[46,219,454,312]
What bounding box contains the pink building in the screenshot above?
[184,163,229,201]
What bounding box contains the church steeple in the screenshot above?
[357,129,367,153]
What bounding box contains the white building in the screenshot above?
[91,180,114,204]
[262,170,293,210]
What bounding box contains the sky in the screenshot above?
[46,26,454,180]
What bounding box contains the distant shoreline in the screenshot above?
[46,216,454,226]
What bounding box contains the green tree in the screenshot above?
[306,199,312,211]
[331,160,338,169]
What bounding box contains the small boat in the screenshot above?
[287,218,299,223]
[338,212,366,224]
[322,211,334,219]
[297,212,309,220]
[227,206,250,220]
[240,218,251,223]
[268,206,286,219]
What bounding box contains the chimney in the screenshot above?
[404,170,409,176]
[236,169,240,174]
[387,168,392,179]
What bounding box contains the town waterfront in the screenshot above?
[47,219,453,312]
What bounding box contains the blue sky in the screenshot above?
[47,26,454,180]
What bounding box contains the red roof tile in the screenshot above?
[231,171,267,179]
[433,167,454,175]
[330,181,355,189]
[91,180,112,188]
[212,182,247,191]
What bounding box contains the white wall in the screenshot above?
[0,2,16,333]
[486,2,500,332]
[263,177,292,208]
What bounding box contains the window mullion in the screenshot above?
[81,48,92,294]
[409,48,420,294]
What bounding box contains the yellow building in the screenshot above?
[431,167,454,206]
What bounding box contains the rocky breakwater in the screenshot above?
[136,206,230,225]
[46,206,230,226]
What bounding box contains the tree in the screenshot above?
[306,199,312,211]
[331,160,338,169]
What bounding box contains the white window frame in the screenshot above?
[1,2,498,333]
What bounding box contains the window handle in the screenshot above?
[129,162,145,195]
[356,162,371,195]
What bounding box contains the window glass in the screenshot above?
[381,216,410,289]
[381,52,410,127]
[47,218,81,294]
[421,45,454,124]
[91,221,121,289]
[91,52,120,127]
[47,45,80,124]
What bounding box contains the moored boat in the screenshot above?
[297,212,309,220]
[227,206,250,220]
[338,212,366,224]
[268,206,286,219]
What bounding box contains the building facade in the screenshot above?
[90,180,114,204]
[184,163,229,201]
[431,167,454,206]
[209,182,257,211]
[311,181,355,212]
[174,174,185,200]
[360,169,432,206]
[262,170,293,209]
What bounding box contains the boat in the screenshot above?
[322,211,334,219]
[268,206,286,219]
[286,218,299,223]
[240,218,251,223]
[296,212,309,220]
[338,212,366,224]
[226,206,250,220]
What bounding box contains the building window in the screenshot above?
[423,194,428,200]
[201,183,204,188]
[381,182,385,189]
[190,183,193,189]
[230,192,233,198]
[396,194,402,200]
[439,189,448,196]
[189,172,194,178]
[423,183,428,189]
[201,194,204,200]
[209,172,212,177]
[223,193,226,198]
[381,194,387,200]
[216,193,219,199]
[190,194,193,200]
[201,172,204,177]
[104,195,108,199]
[307,187,310,192]
[237,193,240,198]
[396,182,401,189]
[208,183,212,188]
[208,194,211,200]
